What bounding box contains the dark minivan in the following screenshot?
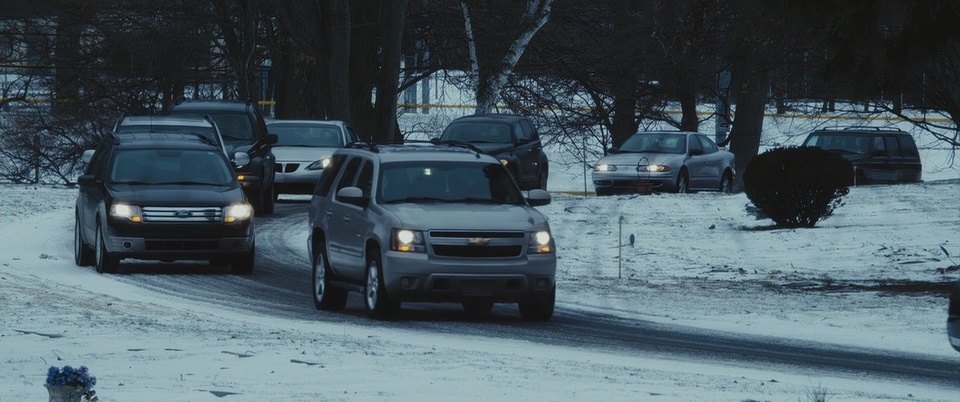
[438,114,549,190]
[802,127,922,184]
[75,132,256,274]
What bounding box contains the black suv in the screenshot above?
[74,132,256,274]
[802,127,922,184]
[170,100,277,214]
[438,114,549,190]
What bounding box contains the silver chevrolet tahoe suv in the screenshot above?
[307,142,556,320]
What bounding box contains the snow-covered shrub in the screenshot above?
[743,146,853,227]
[45,365,96,399]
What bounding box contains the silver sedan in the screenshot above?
[267,120,359,196]
[592,131,735,195]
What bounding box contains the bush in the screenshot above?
[743,146,853,227]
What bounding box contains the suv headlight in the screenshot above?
[224,203,253,223]
[391,228,425,253]
[594,164,617,172]
[109,203,142,223]
[528,230,553,254]
[306,158,332,170]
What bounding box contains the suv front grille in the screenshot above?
[432,245,523,258]
[429,231,524,239]
[145,240,219,251]
[142,207,223,223]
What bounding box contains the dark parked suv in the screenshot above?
[802,127,922,184]
[170,100,277,214]
[307,141,556,320]
[438,114,549,190]
[74,132,256,274]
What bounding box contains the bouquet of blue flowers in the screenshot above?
[45,365,97,401]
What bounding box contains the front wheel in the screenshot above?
[312,241,347,310]
[74,216,94,267]
[675,172,690,194]
[518,286,555,321]
[230,242,255,275]
[94,222,119,274]
[365,250,400,319]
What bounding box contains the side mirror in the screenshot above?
[526,189,551,206]
[516,138,531,146]
[608,147,619,154]
[81,149,95,164]
[336,186,368,207]
[77,174,99,186]
[233,152,250,167]
[264,134,278,145]
[689,148,704,156]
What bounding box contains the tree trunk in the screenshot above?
[322,0,351,123]
[53,2,82,118]
[611,88,637,148]
[729,73,768,192]
[679,80,698,132]
[371,0,406,141]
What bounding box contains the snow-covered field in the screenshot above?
[2,105,959,400]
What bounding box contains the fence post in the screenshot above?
[34,134,41,184]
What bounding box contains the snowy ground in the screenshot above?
[2,107,959,400]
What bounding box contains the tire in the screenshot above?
[462,299,494,317]
[261,183,275,215]
[74,215,94,267]
[518,285,555,322]
[230,242,255,275]
[94,221,119,274]
[365,250,400,319]
[537,168,548,191]
[312,239,347,311]
[675,171,690,194]
[719,171,733,193]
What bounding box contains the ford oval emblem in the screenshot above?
[175,210,192,218]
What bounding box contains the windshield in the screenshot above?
[440,122,513,144]
[117,125,220,146]
[269,124,344,147]
[803,134,870,154]
[109,149,234,186]
[379,161,523,205]
[619,133,687,154]
[174,112,254,142]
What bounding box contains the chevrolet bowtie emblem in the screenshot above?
[468,237,490,246]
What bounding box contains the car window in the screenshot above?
[334,157,362,196]
[898,135,919,157]
[803,133,869,154]
[520,120,539,141]
[177,112,255,142]
[698,135,719,153]
[315,154,346,197]
[620,133,687,154]
[517,122,531,141]
[883,136,901,156]
[109,149,233,186]
[378,161,523,205]
[346,126,361,143]
[688,135,703,154]
[872,136,885,154]
[355,160,374,197]
[441,122,514,144]
[269,124,344,147]
[86,146,111,177]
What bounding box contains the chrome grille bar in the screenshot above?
[142,206,223,223]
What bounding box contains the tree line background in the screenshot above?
[0,0,957,187]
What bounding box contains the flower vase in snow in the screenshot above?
[45,384,84,402]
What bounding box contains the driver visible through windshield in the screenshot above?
[379,162,523,205]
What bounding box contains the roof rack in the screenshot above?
[837,126,903,131]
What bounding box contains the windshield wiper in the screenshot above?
[153,181,224,186]
[450,197,513,204]
[384,196,453,204]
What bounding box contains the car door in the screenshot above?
[326,156,364,279]
[685,135,707,188]
[80,144,112,242]
[697,135,724,188]
[517,120,540,182]
[337,159,373,277]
